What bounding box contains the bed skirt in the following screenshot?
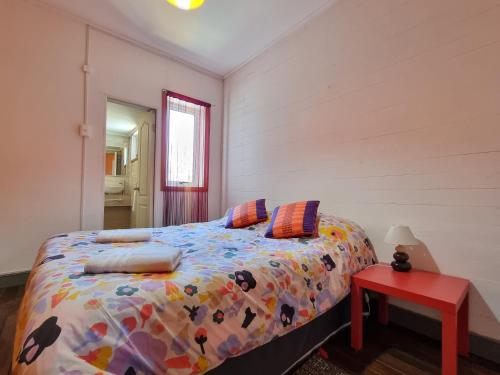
[208,294,357,375]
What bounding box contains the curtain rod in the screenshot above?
[162,89,214,108]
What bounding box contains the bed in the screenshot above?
[12,213,376,374]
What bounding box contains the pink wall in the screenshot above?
[83,28,224,230]
[0,0,85,274]
[0,0,223,274]
[223,0,500,340]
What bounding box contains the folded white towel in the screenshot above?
[95,229,152,243]
[84,246,182,274]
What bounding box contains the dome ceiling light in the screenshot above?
[166,0,205,11]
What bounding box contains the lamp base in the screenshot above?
[391,251,412,272]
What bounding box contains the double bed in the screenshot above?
[12,213,376,374]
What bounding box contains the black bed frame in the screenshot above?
[208,295,358,375]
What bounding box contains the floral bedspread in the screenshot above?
[12,214,376,375]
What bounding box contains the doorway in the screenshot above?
[104,99,155,229]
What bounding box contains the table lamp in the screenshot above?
[384,225,419,272]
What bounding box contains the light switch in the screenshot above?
[79,124,91,138]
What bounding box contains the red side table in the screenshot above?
[351,264,469,375]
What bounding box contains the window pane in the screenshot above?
[130,130,138,160]
[168,110,195,183]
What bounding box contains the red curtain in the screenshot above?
[163,190,208,226]
[161,90,211,226]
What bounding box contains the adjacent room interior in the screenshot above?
[1,0,499,374]
[104,99,155,230]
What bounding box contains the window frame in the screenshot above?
[161,90,211,192]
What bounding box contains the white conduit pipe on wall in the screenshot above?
[80,25,91,230]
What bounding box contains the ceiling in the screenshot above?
[106,101,146,135]
[40,0,336,77]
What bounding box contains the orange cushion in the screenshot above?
[225,199,268,228]
[265,201,320,238]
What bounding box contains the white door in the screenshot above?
[135,120,151,228]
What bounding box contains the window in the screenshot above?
[168,110,195,183]
[123,146,128,166]
[161,91,211,191]
[130,130,138,161]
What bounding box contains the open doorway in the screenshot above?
[104,99,155,229]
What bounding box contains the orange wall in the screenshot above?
[105,153,114,175]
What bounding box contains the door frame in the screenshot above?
[104,97,156,228]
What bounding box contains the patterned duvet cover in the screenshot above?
[12,213,376,375]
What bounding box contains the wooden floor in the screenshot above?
[321,321,500,374]
[2,284,499,374]
[0,286,24,373]
[104,205,131,229]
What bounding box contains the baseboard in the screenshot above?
[369,297,500,365]
[0,270,30,288]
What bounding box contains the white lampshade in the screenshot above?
[384,225,419,246]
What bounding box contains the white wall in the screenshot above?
[0,0,223,274]
[106,133,128,148]
[223,0,500,340]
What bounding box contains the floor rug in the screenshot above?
[293,353,349,375]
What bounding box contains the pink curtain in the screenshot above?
[161,90,211,226]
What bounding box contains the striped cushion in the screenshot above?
[225,199,268,228]
[265,201,320,239]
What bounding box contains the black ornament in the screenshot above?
[391,251,411,272]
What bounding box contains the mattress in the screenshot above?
[12,213,376,374]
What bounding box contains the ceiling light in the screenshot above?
[166,0,205,11]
